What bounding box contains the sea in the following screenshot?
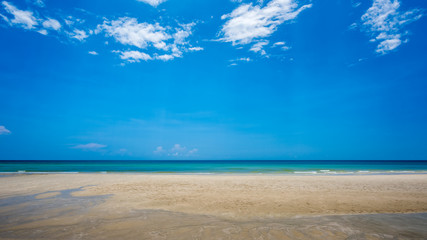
[0,160,426,174]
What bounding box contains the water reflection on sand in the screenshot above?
[0,187,426,239]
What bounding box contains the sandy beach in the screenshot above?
[1,174,427,239]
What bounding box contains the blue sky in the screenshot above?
[0,0,426,160]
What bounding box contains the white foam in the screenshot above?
[294,171,317,174]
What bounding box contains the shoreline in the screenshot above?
[1,171,427,176]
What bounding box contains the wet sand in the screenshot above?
[0,174,426,239]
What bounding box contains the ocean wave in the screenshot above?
[294,171,318,174]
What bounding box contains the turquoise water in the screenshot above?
[0,160,426,174]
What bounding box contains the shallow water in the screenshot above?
[1,160,427,175]
[0,186,426,239]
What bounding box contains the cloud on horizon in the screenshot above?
[153,144,198,157]
[71,143,107,151]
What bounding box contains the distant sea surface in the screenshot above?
[1,160,427,174]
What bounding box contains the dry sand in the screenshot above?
[1,174,426,218]
[1,174,427,239]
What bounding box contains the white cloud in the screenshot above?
[271,41,291,51]
[37,29,47,35]
[99,17,171,49]
[154,144,198,157]
[136,0,167,7]
[352,1,362,8]
[250,40,269,55]
[88,51,98,55]
[113,50,191,63]
[348,22,358,30]
[64,19,72,26]
[236,57,251,62]
[0,126,11,135]
[228,57,251,66]
[0,1,96,45]
[33,0,45,7]
[376,38,401,54]
[173,23,195,45]
[272,41,285,46]
[188,148,198,155]
[170,144,198,157]
[118,148,128,153]
[153,146,165,154]
[156,54,174,61]
[70,29,89,41]
[219,0,312,45]
[100,17,200,63]
[188,46,204,51]
[361,0,423,54]
[72,143,107,151]
[171,143,186,153]
[1,1,38,29]
[42,18,61,30]
[113,50,152,62]
[1,1,199,63]
[281,46,290,51]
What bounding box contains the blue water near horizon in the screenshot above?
[1,160,427,175]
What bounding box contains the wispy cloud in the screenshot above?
[271,41,291,51]
[72,143,107,151]
[1,1,38,29]
[0,126,11,135]
[136,0,167,7]
[153,146,165,154]
[169,144,198,157]
[0,1,90,41]
[272,41,285,47]
[1,1,202,63]
[155,54,174,61]
[115,148,130,156]
[113,50,189,62]
[69,28,89,41]
[33,0,45,8]
[113,50,152,62]
[99,17,171,49]
[42,18,61,30]
[219,0,312,55]
[250,40,269,55]
[154,144,198,157]
[360,0,423,54]
[88,51,98,55]
[188,46,204,51]
[98,17,201,63]
[228,57,252,66]
[352,0,362,8]
[233,57,251,62]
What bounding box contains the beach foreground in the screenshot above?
[1,174,427,239]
